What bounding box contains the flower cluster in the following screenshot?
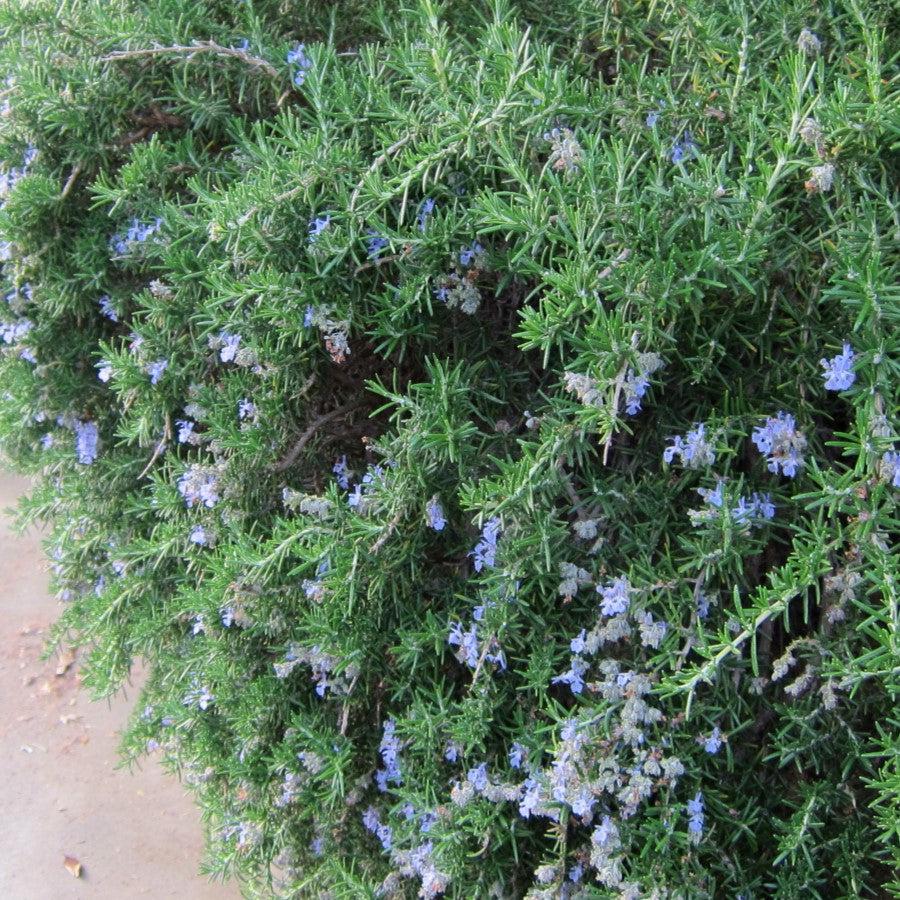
[622,353,664,415]
[751,411,807,477]
[273,643,358,697]
[177,462,224,508]
[286,43,313,87]
[663,423,716,468]
[447,604,507,672]
[469,516,501,571]
[74,420,99,465]
[108,217,163,256]
[544,126,584,174]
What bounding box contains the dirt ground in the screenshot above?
[0,471,242,899]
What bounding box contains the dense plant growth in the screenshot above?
[1,0,898,896]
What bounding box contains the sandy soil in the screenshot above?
[0,471,242,899]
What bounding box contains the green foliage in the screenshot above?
[1,0,898,896]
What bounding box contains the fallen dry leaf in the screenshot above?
[63,855,82,878]
[55,648,76,676]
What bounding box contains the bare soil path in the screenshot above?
[0,471,242,899]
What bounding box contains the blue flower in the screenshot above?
[98,294,119,322]
[508,742,525,769]
[687,791,705,840]
[175,419,195,443]
[467,762,489,793]
[470,516,501,572]
[425,497,446,531]
[303,305,315,328]
[308,214,331,242]
[696,481,724,509]
[646,110,659,128]
[238,398,256,421]
[365,229,389,259]
[570,628,587,654]
[671,131,698,164]
[552,656,589,694]
[416,198,436,232]
[820,343,856,391]
[751,411,807,477]
[459,241,484,267]
[702,726,723,754]
[217,330,242,362]
[145,358,168,385]
[286,43,312,87]
[332,455,351,489]
[74,420,99,465]
[663,423,715,468]
[597,576,631,616]
[881,451,900,488]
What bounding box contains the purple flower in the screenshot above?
[190,525,209,546]
[332,455,351,489]
[509,742,525,769]
[96,360,113,382]
[217,330,241,363]
[366,229,389,259]
[697,481,725,510]
[519,777,542,818]
[238,398,256,421]
[552,656,589,694]
[751,411,807,477]
[702,726,723,754]
[145,358,168,385]
[178,464,221,508]
[459,241,484,267]
[687,791,705,839]
[663,423,715,468]
[444,740,461,763]
[671,131,698,164]
[597,576,631,616]
[416,198,436,232]
[376,719,403,792]
[176,419,195,443]
[570,628,587,654]
[286,43,313,87]
[448,621,480,669]
[470,516,501,572]
[881,451,900,488]
[820,343,856,391]
[98,294,119,322]
[426,497,446,531]
[40,433,54,450]
[74,420,99,465]
[646,110,659,128]
[308,214,331,242]
[467,762,489,793]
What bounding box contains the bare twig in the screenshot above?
[60,162,83,199]
[101,41,281,80]
[137,413,172,480]
[369,509,403,555]
[353,249,410,275]
[271,399,364,473]
[349,133,414,212]
[597,247,631,281]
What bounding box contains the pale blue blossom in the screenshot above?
[820,343,856,391]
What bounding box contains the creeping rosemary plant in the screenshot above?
[1,0,897,896]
